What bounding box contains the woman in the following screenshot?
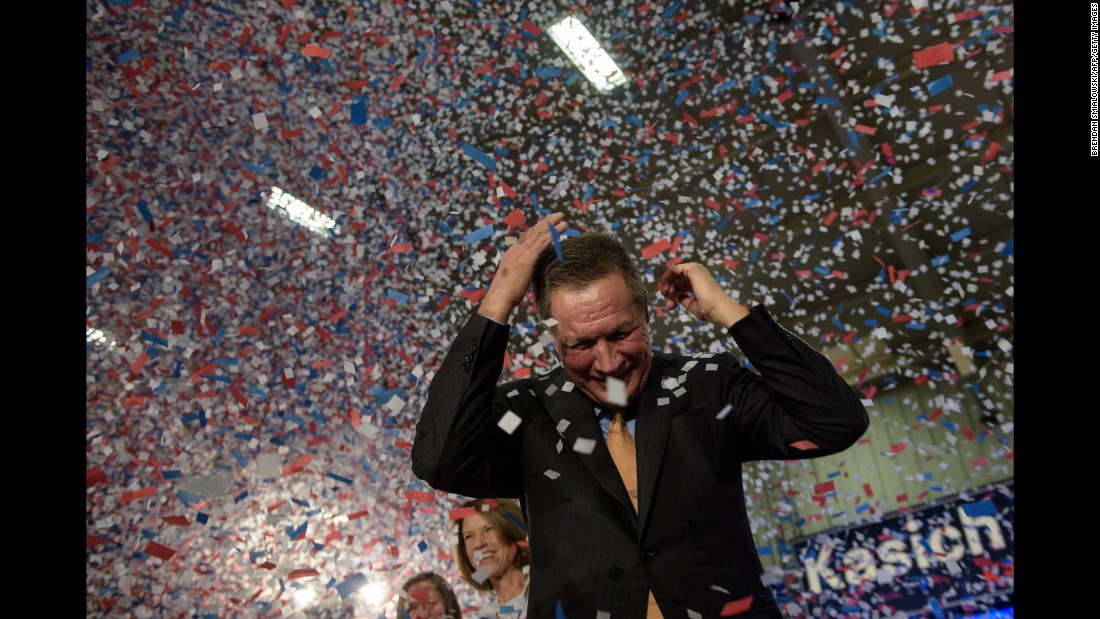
[453,498,531,619]
[396,571,463,619]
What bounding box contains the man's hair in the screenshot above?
[395,571,463,619]
[532,228,648,322]
[452,498,531,593]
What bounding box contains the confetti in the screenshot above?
[719,594,753,616]
[913,42,955,69]
[497,410,522,434]
[605,377,627,407]
[572,437,597,454]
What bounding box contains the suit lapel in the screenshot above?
[635,353,673,537]
[539,373,636,515]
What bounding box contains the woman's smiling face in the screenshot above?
[461,512,518,581]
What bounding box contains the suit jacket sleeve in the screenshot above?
[411,313,525,498]
[724,304,870,461]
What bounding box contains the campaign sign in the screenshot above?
[791,484,1013,617]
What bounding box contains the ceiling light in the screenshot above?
[87,327,117,348]
[548,16,626,92]
[264,186,341,236]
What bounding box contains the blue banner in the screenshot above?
[788,483,1013,617]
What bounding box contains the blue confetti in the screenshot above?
[464,224,495,245]
[287,522,307,540]
[349,97,367,126]
[715,79,738,93]
[961,499,997,517]
[535,65,561,78]
[927,74,953,97]
[460,140,497,172]
[549,221,564,263]
[140,330,169,347]
[87,267,110,287]
[241,161,265,174]
[868,167,892,185]
[117,50,140,64]
[950,226,972,242]
[136,199,154,222]
[503,512,528,531]
[326,472,353,484]
[386,289,409,303]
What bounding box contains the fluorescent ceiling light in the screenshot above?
[548,16,626,92]
[265,186,341,236]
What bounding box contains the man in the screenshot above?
[412,212,869,619]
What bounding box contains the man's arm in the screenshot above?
[410,213,569,494]
[659,262,869,460]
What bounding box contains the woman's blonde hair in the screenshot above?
[395,571,463,619]
[451,498,530,593]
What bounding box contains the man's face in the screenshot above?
[550,273,652,409]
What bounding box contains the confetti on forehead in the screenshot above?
[85,0,1012,616]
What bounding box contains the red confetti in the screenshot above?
[720,594,754,616]
[406,489,434,502]
[913,42,954,69]
[448,506,477,521]
[503,208,525,228]
[120,486,157,504]
[302,44,332,58]
[640,238,672,259]
[144,540,177,561]
[87,466,108,487]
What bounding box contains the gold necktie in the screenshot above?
[607,410,663,619]
[607,410,639,510]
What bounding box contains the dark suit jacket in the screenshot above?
[412,305,869,619]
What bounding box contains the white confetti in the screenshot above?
[497,411,522,434]
[605,377,627,407]
[572,437,596,454]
